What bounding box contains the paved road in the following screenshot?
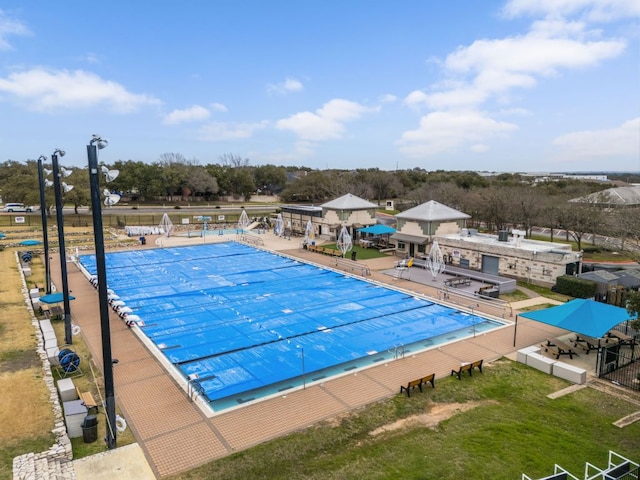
[1,204,279,215]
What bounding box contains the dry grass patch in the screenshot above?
[0,368,55,444]
[370,400,495,436]
[0,266,26,305]
[0,304,38,352]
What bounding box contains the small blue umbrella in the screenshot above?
[39,292,76,304]
[19,239,42,246]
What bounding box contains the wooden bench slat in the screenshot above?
[76,387,98,411]
[400,373,435,397]
[451,359,483,379]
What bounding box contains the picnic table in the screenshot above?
[542,338,576,359]
[50,305,63,319]
[607,330,635,346]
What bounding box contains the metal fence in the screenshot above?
[598,342,640,391]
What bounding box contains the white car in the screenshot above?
[2,203,33,212]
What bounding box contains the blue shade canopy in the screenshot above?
[39,292,76,304]
[519,299,634,339]
[357,225,396,235]
[19,239,42,246]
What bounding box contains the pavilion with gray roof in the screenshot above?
[391,200,470,257]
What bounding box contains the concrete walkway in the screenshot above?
[53,232,576,478]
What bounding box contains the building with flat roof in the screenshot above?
[435,229,582,287]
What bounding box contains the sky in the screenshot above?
[0,1,639,172]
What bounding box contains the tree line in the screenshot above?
[1,154,638,254]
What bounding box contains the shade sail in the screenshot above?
[358,224,396,235]
[39,292,76,304]
[519,299,634,339]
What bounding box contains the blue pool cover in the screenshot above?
[79,243,498,406]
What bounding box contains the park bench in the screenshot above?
[400,373,435,397]
[451,359,483,379]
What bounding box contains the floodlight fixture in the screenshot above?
[54,148,65,157]
[44,179,54,188]
[60,167,72,178]
[101,165,119,182]
[62,182,74,193]
[104,193,121,206]
[43,168,52,176]
[91,134,109,149]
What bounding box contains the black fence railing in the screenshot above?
[598,343,640,391]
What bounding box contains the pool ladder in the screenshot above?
[390,344,405,360]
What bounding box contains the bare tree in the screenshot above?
[219,153,250,168]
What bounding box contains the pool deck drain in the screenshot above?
[53,237,599,479]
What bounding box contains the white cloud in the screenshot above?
[0,68,160,113]
[398,110,518,157]
[84,53,101,65]
[198,120,268,141]
[503,0,640,22]
[210,102,228,112]
[552,117,640,160]
[276,98,376,141]
[399,4,629,158]
[403,90,430,108]
[0,10,30,50]
[163,105,210,125]
[445,32,625,77]
[408,86,490,110]
[403,23,624,113]
[471,144,490,153]
[267,77,304,95]
[379,94,398,103]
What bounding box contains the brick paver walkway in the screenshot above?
[52,240,568,478]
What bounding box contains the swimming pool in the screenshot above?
[79,242,504,412]
[180,228,266,237]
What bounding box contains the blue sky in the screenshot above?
[0,1,638,172]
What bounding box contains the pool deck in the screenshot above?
[56,232,578,478]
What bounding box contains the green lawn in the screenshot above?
[516,282,572,302]
[167,359,640,480]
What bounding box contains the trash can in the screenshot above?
[81,414,98,443]
[351,251,357,261]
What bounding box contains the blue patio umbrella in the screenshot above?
[19,239,42,246]
[39,292,76,304]
[357,224,396,235]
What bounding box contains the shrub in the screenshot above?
[554,275,597,298]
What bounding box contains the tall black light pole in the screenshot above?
[37,155,52,294]
[87,134,117,449]
[51,149,73,345]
